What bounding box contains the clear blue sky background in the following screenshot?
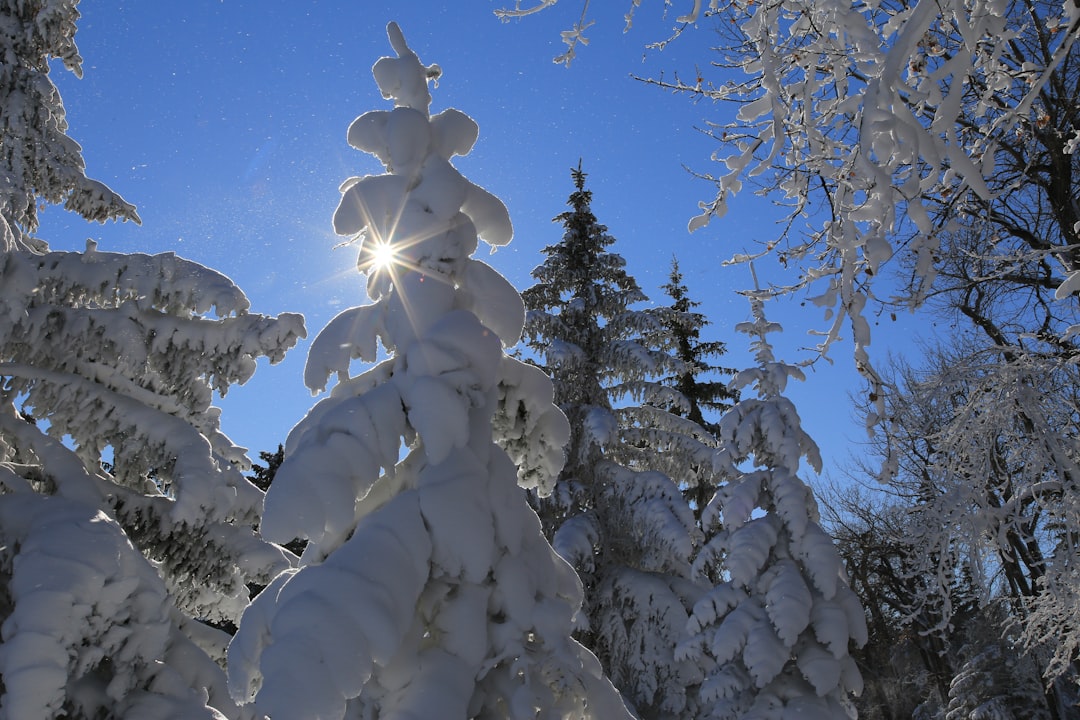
[41,1,924,480]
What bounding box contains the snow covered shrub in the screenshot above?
[227,23,632,719]
[678,294,867,719]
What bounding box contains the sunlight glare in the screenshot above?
[368,239,397,271]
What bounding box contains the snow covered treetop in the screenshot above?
[371,21,442,112]
[332,23,511,268]
[273,19,567,557]
[716,293,823,476]
[307,22,520,392]
[732,293,806,399]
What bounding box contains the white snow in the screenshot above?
[0,224,301,718]
[227,23,633,718]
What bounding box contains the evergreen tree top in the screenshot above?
[570,158,587,192]
[528,164,645,309]
[662,258,696,313]
[656,255,737,441]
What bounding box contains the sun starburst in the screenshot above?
[368,239,397,271]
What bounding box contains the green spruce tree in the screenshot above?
[247,444,284,493]
[522,165,724,718]
[652,257,738,524]
[658,258,737,436]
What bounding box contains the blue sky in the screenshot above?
[41,2,921,479]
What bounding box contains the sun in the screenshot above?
[367,239,397,271]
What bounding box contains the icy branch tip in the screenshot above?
[376,22,442,112]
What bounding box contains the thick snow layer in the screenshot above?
[461,182,513,248]
[229,491,432,709]
[457,259,525,346]
[402,310,502,464]
[304,304,387,391]
[761,560,813,645]
[262,381,406,548]
[553,512,601,573]
[332,174,410,239]
[372,22,440,112]
[430,108,479,158]
[492,356,571,495]
[417,450,497,582]
[0,496,164,717]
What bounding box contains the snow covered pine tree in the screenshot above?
[653,258,737,525]
[0,2,306,718]
[226,23,633,719]
[678,294,867,719]
[523,167,733,718]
